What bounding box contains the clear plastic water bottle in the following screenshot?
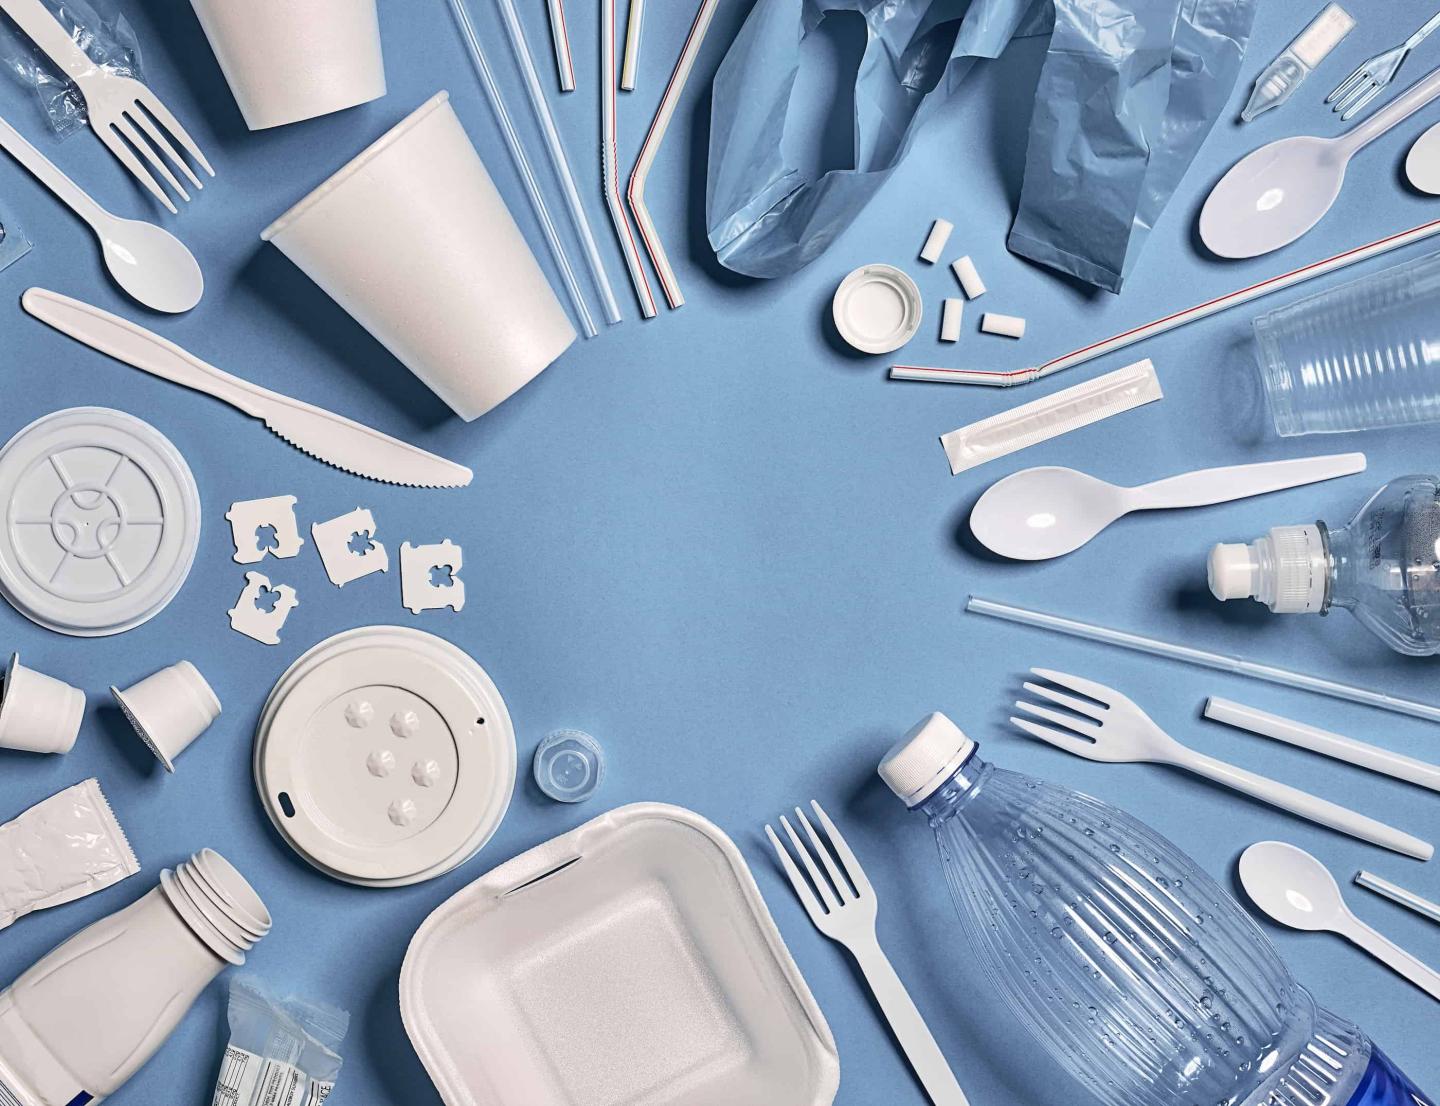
[1253,251,1440,436]
[879,713,1433,1106]
[1208,475,1440,655]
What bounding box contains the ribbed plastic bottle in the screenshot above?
[0,849,270,1105]
[880,713,1433,1106]
[1208,475,1440,655]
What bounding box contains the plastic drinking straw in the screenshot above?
[485,0,624,326]
[966,596,1440,724]
[548,0,576,92]
[1356,871,1440,925]
[603,0,658,317]
[445,0,596,337]
[629,0,721,309]
[892,217,1440,386]
[621,0,644,90]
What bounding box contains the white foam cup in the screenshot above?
[261,92,577,421]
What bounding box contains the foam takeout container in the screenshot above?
[400,802,840,1106]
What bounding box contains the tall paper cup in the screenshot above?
[262,92,577,421]
[189,0,387,130]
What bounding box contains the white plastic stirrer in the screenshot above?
[1201,64,1440,258]
[1241,842,1440,1003]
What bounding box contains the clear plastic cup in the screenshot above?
[1253,250,1440,436]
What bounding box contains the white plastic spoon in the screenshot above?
[970,453,1366,561]
[1201,64,1440,258]
[1407,118,1440,193]
[0,113,202,313]
[1239,841,1440,1003]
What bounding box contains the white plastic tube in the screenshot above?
[893,217,1440,386]
[629,0,720,310]
[940,298,962,342]
[920,219,952,264]
[1205,697,1440,792]
[966,596,1440,724]
[603,0,657,317]
[981,312,1025,339]
[547,0,575,92]
[621,0,644,90]
[473,0,623,326]
[952,256,986,298]
[1356,871,1440,925]
[446,0,597,336]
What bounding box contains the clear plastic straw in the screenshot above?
[446,0,596,337]
[967,596,1440,724]
[893,217,1440,387]
[1355,871,1440,924]
[547,0,576,92]
[621,0,644,91]
[485,0,624,326]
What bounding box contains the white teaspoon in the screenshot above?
[1240,841,1440,1004]
[970,453,1366,561]
[0,112,201,313]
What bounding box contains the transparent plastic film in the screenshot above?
[210,976,349,1106]
[0,204,31,272]
[0,777,138,929]
[940,359,1161,475]
[0,0,142,135]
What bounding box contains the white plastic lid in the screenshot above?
[1207,524,1327,614]
[879,712,976,806]
[832,264,922,354]
[254,626,516,887]
[0,408,200,636]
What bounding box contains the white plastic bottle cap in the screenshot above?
[1207,525,1327,613]
[879,712,976,806]
[111,661,222,772]
[1208,542,1257,600]
[831,264,923,354]
[919,218,953,264]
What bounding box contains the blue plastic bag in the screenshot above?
[1008,0,1257,291]
[707,0,1255,289]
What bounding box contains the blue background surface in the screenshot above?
[0,0,1437,1102]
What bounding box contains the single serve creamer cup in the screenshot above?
[0,652,84,754]
[261,92,577,421]
[111,661,222,773]
[189,0,386,130]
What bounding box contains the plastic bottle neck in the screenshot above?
[917,753,993,825]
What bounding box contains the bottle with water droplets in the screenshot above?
[879,713,1433,1106]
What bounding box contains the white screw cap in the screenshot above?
[879,712,976,807]
[1208,542,1256,600]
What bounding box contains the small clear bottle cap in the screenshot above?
[533,729,606,803]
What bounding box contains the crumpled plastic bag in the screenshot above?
[0,0,144,136]
[707,0,1255,290]
[1008,0,1257,292]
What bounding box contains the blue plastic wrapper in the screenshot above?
[1008,0,1257,292]
[707,0,1255,290]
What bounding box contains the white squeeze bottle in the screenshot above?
[0,850,270,1105]
[1209,475,1440,655]
[881,713,1434,1106]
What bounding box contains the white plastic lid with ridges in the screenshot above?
[1208,524,1327,613]
[879,712,976,806]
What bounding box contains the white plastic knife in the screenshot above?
[22,288,473,489]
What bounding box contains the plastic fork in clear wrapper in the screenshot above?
[1328,9,1440,120]
[939,358,1161,474]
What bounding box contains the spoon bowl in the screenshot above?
[1407,119,1440,194]
[1238,840,1346,932]
[99,216,204,314]
[971,467,1124,560]
[1200,138,1348,259]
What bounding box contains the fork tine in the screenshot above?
[1340,82,1383,121]
[1030,668,1118,707]
[95,124,178,214]
[810,801,873,898]
[1022,680,1107,721]
[135,93,214,177]
[1011,715,1098,756]
[1015,699,1102,737]
[1335,77,1373,112]
[765,824,826,922]
[112,115,190,203]
[781,814,839,911]
[796,805,853,903]
[128,105,203,190]
[1327,66,1366,105]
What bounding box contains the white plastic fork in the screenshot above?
[1328,9,1440,121]
[0,0,213,213]
[1012,669,1432,860]
[766,801,970,1106]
